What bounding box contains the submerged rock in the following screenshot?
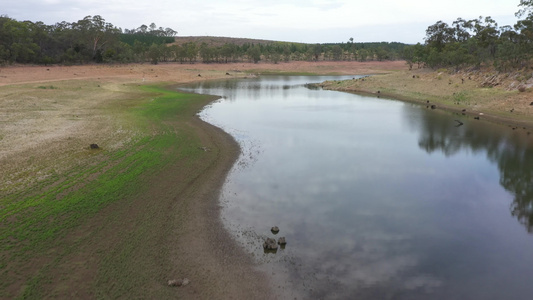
[263,238,278,250]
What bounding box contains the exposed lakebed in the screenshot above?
[182,76,533,299]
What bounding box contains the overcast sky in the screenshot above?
[4,0,521,44]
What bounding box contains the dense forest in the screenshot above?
[403,0,533,71]
[1,0,533,70]
[0,14,407,65]
[0,15,176,64]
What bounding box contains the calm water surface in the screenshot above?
[182,76,533,299]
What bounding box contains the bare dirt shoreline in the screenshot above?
[0,60,405,87]
[2,60,528,299]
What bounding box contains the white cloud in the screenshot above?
[3,0,520,43]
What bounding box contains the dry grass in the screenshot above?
[0,81,148,196]
[320,68,533,127]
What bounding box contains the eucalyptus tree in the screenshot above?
[199,42,214,63]
[0,16,41,63]
[451,18,473,42]
[246,45,261,63]
[424,21,456,51]
[331,45,343,61]
[184,42,198,63]
[311,43,322,61]
[516,0,533,19]
[148,43,161,64]
[164,27,177,37]
[71,15,121,62]
[471,16,500,59]
[220,43,236,63]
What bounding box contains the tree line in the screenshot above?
[3,2,533,71]
[153,40,408,64]
[0,14,407,65]
[404,0,533,71]
[0,15,176,64]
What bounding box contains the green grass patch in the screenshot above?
[0,84,213,299]
[453,91,470,105]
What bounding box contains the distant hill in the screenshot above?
[168,36,408,63]
[172,36,304,47]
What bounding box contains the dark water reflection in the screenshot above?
[409,107,533,233]
[182,76,533,300]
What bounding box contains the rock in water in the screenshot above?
[263,238,278,250]
[278,237,287,245]
[271,226,280,234]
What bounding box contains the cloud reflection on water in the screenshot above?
[192,76,533,299]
